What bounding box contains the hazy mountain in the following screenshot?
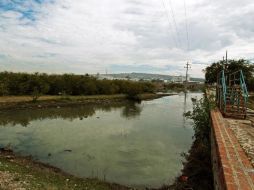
[106,73,205,82]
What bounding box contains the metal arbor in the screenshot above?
[216,70,248,119]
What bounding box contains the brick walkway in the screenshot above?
[211,110,254,190]
[226,119,254,167]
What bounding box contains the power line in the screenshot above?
[183,0,190,51]
[168,0,182,47]
[161,0,178,48]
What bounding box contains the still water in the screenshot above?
[0,93,202,188]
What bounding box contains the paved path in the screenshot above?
[226,118,254,167]
[211,110,254,190]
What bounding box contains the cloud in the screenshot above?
[0,0,254,77]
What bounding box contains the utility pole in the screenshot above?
[222,56,225,70]
[184,62,191,83]
[225,50,228,70]
[225,50,228,64]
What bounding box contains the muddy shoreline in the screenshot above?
[0,148,132,190]
[0,93,174,112]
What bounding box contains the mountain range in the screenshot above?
[103,73,205,82]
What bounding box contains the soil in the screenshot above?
[0,148,132,190]
[0,93,173,111]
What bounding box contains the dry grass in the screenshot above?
[248,96,254,110]
[0,95,127,103]
[0,94,171,104]
[0,170,26,190]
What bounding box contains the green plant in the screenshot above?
[204,59,254,89]
[185,97,213,143]
[0,72,155,97]
[174,97,214,190]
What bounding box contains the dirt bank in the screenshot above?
[0,148,131,190]
[0,93,174,111]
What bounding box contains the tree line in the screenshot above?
[0,72,155,99]
[204,59,254,91]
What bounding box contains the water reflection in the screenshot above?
[0,102,142,127]
[0,93,202,188]
[121,103,143,119]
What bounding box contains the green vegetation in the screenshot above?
[180,97,214,190]
[0,72,155,100]
[204,59,254,91]
[163,83,204,92]
[160,96,214,190]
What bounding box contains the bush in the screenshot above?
[161,97,214,190]
[0,72,155,97]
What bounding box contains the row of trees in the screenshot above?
[0,72,155,98]
[204,59,254,91]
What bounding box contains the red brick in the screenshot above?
[211,110,254,190]
[226,183,238,190]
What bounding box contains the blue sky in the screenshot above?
[0,0,254,77]
[0,0,51,21]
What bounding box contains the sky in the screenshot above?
[0,0,254,78]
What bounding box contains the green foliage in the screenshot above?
[158,97,214,190]
[0,72,155,97]
[163,83,204,92]
[185,97,211,143]
[205,59,254,91]
[0,82,8,96]
[179,97,214,190]
[204,60,224,84]
[164,83,185,90]
[30,73,50,102]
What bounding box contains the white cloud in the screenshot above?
[0,0,254,77]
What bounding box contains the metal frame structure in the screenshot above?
[216,70,248,119]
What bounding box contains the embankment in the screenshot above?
[0,93,173,111]
[0,148,131,190]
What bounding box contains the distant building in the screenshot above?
[97,74,114,80]
[94,73,201,83]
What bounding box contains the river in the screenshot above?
[0,93,202,188]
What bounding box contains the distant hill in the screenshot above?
[106,73,205,82]
[190,77,205,82]
[110,73,172,80]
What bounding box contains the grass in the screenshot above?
[0,153,130,190]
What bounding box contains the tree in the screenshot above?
[126,82,143,100]
[0,72,156,96]
[205,59,254,90]
[0,82,8,96]
[204,61,224,84]
[29,74,49,102]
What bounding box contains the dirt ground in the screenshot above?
[0,149,131,190]
[0,170,27,190]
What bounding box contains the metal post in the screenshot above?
[184,62,190,82]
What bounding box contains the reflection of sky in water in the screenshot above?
[0,93,202,188]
